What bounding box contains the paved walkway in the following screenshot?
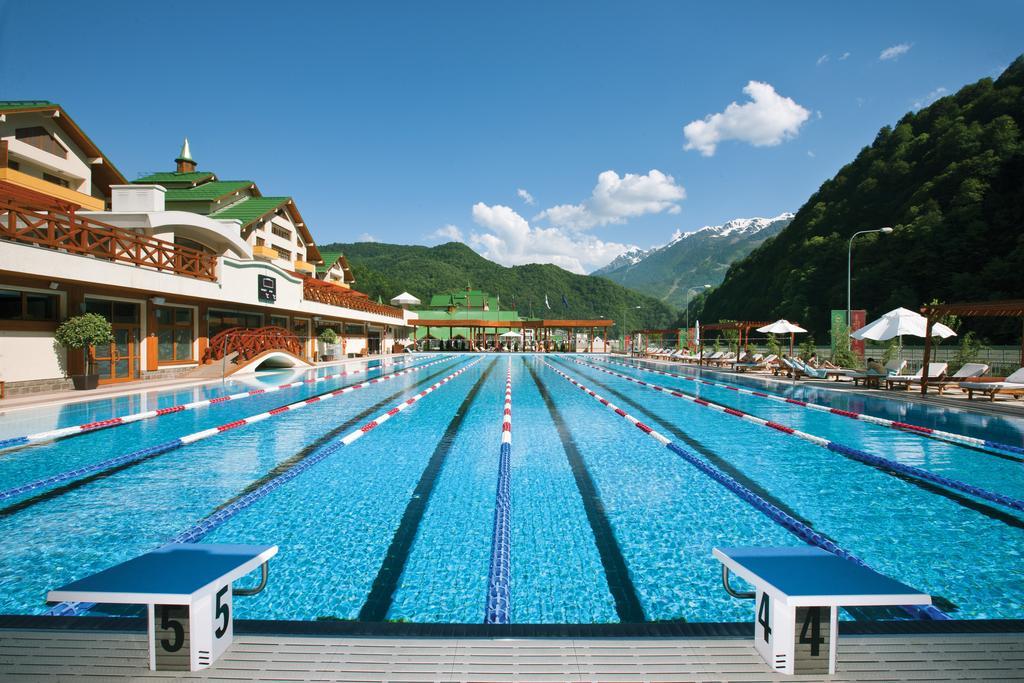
[1,629,1022,681]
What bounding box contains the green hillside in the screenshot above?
[318,240,679,333]
[697,57,1024,337]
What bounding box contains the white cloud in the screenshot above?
[913,86,947,110]
[534,169,685,230]
[816,54,829,66]
[428,224,464,243]
[468,202,635,274]
[807,150,816,158]
[839,51,851,61]
[516,188,535,205]
[683,81,811,157]
[879,43,911,61]
[356,232,378,242]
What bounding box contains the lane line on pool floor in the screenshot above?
[0,356,458,505]
[525,360,646,623]
[541,360,948,622]
[0,355,436,453]
[48,356,484,617]
[484,358,513,625]
[358,357,496,621]
[569,357,1024,515]
[555,359,1024,535]
[5,360,465,520]
[592,355,1024,460]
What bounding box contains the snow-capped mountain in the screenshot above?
[591,213,793,308]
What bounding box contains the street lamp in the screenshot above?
[847,227,893,326]
[685,284,711,337]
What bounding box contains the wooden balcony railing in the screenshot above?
[202,326,304,363]
[302,276,405,319]
[0,195,218,281]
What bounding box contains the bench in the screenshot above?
[714,546,931,676]
[48,543,278,672]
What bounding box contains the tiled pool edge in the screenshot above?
[1,614,1022,638]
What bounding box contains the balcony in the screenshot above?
[293,259,315,274]
[252,244,278,260]
[302,276,404,320]
[0,168,105,211]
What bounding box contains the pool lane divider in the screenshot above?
[525,360,646,623]
[484,359,513,625]
[571,358,1024,515]
[1,356,457,504]
[358,357,493,622]
[595,355,1024,459]
[542,360,948,622]
[48,356,483,617]
[0,355,435,452]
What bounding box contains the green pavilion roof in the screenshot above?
[134,171,216,185]
[0,100,55,110]
[210,196,290,225]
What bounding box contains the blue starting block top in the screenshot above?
[713,546,931,607]
[48,544,277,606]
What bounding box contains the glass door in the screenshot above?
[92,325,140,383]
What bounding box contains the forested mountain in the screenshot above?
[696,57,1024,338]
[592,213,793,307]
[322,240,679,330]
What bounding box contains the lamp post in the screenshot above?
[685,284,711,348]
[847,227,893,326]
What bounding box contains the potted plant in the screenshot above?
[318,328,338,361]
[55,313,113,390]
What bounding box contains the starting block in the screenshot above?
[713,546,931,676]
[48,543,277,672]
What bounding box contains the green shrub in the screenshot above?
[950,331,985,372]
[830,324,860,368]
[799,335,816,361]
[55,313,113,375]
[766,333,781,357]
[318,328,339,345]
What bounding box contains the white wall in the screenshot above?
[0,330,66,382]
[0,112,92,193]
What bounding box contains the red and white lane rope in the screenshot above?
[341,357,483,446]
[0,356,456,503]
[0,355,435,452]
[484,359,513,624]
[595,356,1024,457]
[564,357,1024,513]
[541,359,947,620]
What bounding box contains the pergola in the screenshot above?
[412,318,614,352]
[919,299,1024,394]
[634,328,685,350]
[699,321,775,357]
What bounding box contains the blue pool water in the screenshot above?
[0,353,1021,624]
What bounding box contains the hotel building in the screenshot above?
[0,101,414,396]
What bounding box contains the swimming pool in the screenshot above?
[0,353,1021,625]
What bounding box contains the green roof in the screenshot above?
[133,171,216,185]
[165,180,254,202]
[0,100,55,111]
[316,250,343,274]
[210,196,290,225]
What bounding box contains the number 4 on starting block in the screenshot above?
[714,546,931,676]
[48,544,277,672]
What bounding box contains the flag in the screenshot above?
[561,294,569,309]
[545,294,551,310]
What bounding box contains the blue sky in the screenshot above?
[1,1,1020,272]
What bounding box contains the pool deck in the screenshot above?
[2,628,1022,681]
[628,355,1024,419]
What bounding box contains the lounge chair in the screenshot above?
[959,368,1024,401]
[703,351,724,366]
[851,359,906,388]
[885,362,948,390]
[930,363,989,395]
[712,352,737,367]
[792,358,830,379]
[734,354,773,373]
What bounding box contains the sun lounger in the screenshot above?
[929,362,989,394]
[732,353,766,372]
[703,351,724,365]
[792,358,830,379]
[851,359,906,388]
[959,368,1024,401]
[885,362,948,390]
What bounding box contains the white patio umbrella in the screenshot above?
[390,292,421,308]
[757,319,807,356]
[850,307,956,361]
[500,331,522,338]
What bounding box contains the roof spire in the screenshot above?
[175,137,197,173]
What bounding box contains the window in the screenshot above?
[255,237,265,247]
[269,315,288,328]
[42,172,69,188]
[84,299,139,323]
[0,288,59,321]
[271,224,292,240]
[292,318,310,340]
[275,248,291,261]
[344,323,365,336]
[155,306,194,362]
[175,236,214,255]
[208,309,263,337]
[15,126,68,158]
[7,160,18,170]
